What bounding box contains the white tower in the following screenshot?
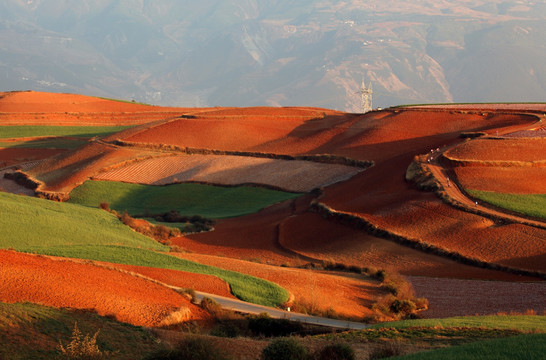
[358,79,373,113]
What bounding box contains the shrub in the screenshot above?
[373,270,386,282]
[99,202,109,211]
[200,297,223,316]
[368,341,405,359]
[143,337,231,360]
[261,338,308,360]
[390,299,417,315]
[58,322,107,359]
[314,343,355,360]
[249,313,303,337]
[210,322,241,338]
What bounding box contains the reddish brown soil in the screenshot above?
[108,263,235,299]
[408,276,546,318]
[0,90,189,125]
[173,253,378,319]
[444,138,546,162]
[0,148,65,167]
[126,108,343,152]
[413,104,546,111]
[368,201,546,273]
[0,250,210,327]
[453,166,546,194]
[278,213,536,281]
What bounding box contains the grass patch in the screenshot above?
[0,301,161,360]
[467,190,546,220]
[0,191,166,250]
[369,315,546,332]
[390,333,546,360]
[0,191,288,307]
[68,180,301,219]
[97,97,151,106]
[317,316,546,357]
[0,125,133,140]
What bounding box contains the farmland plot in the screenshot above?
[93,154,363,192]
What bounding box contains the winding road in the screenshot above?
[191,291,370,330]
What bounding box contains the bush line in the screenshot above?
[112,139,374,169]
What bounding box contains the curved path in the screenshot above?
[425,114,546,230]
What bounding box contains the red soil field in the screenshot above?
[408,276,546,318]
[0,250,210,327]
[108,263,235,299]
[412,104,546,111]
[125,112,336,152]
[453,166,546,194]
[367,201,546,273]
[444,138,546,163]
[278,212,535,281]
[0,90,189,125]
[173,253,378,319]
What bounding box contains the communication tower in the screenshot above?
[358,79,373,113]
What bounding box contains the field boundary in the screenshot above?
[110,139,374,169]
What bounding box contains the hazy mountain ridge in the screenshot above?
[1,0,545,110]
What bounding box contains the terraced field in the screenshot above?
[93,154,362,192]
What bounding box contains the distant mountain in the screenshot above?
[1,0,545,110]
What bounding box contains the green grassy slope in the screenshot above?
[370,315,546,332]
[68,180,301,218]
[0,191,166,250]
[467,190,546,220]
[0,302,162,360]
[0,192,289,307]
[0,125,133,139]
[391,333,546,360]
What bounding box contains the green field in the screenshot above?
[0,302,161,360]
[0,191,289,307]
[467,190,546,220]
[68,180,301,218]
[0,125,132,140]
[370,315,546,332]
[318,315,546,359]
[392,334,546,360]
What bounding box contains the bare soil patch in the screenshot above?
[279,213,534,281]
[444,138,546,163]
[453,166,546,194]
[0,91,189,125]
[0,250,209,327]
[126,114,322,152]
[408,276,546,318]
